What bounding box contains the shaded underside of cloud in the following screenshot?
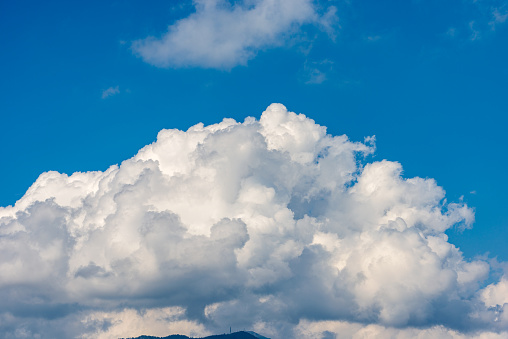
[0,104,507,338]
[131,0,337,69]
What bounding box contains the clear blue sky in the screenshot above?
[1,0,507,265]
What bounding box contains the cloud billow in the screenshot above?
[0,104,506,338]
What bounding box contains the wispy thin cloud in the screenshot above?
[366,35,382,42]
[304,59,333,84]
[442,1,508,42]
[131,0,338,69]
[490,7,508,29]
[469,20,481,40]
[305,68,327,84]
[101,86,120,99]
[445,27,456,38]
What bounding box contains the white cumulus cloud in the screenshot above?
[0,104,506,338]
[131,0,338,69]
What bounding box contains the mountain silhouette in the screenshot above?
[122,330,270,339]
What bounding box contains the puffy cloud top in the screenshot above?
[0,104,506,338]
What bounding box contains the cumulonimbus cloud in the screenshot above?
[0,104,506,338]
[131,0,337,69]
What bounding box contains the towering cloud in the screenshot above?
[0,104,506,338]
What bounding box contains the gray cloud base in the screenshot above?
[0,104,506,338]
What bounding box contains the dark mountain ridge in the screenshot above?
[122,330,269,339]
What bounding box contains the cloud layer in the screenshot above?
[0,104,507,338]
[132,0,336,69]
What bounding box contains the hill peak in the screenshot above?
[122,330,270,339]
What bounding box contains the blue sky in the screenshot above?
[1,1,508,337]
